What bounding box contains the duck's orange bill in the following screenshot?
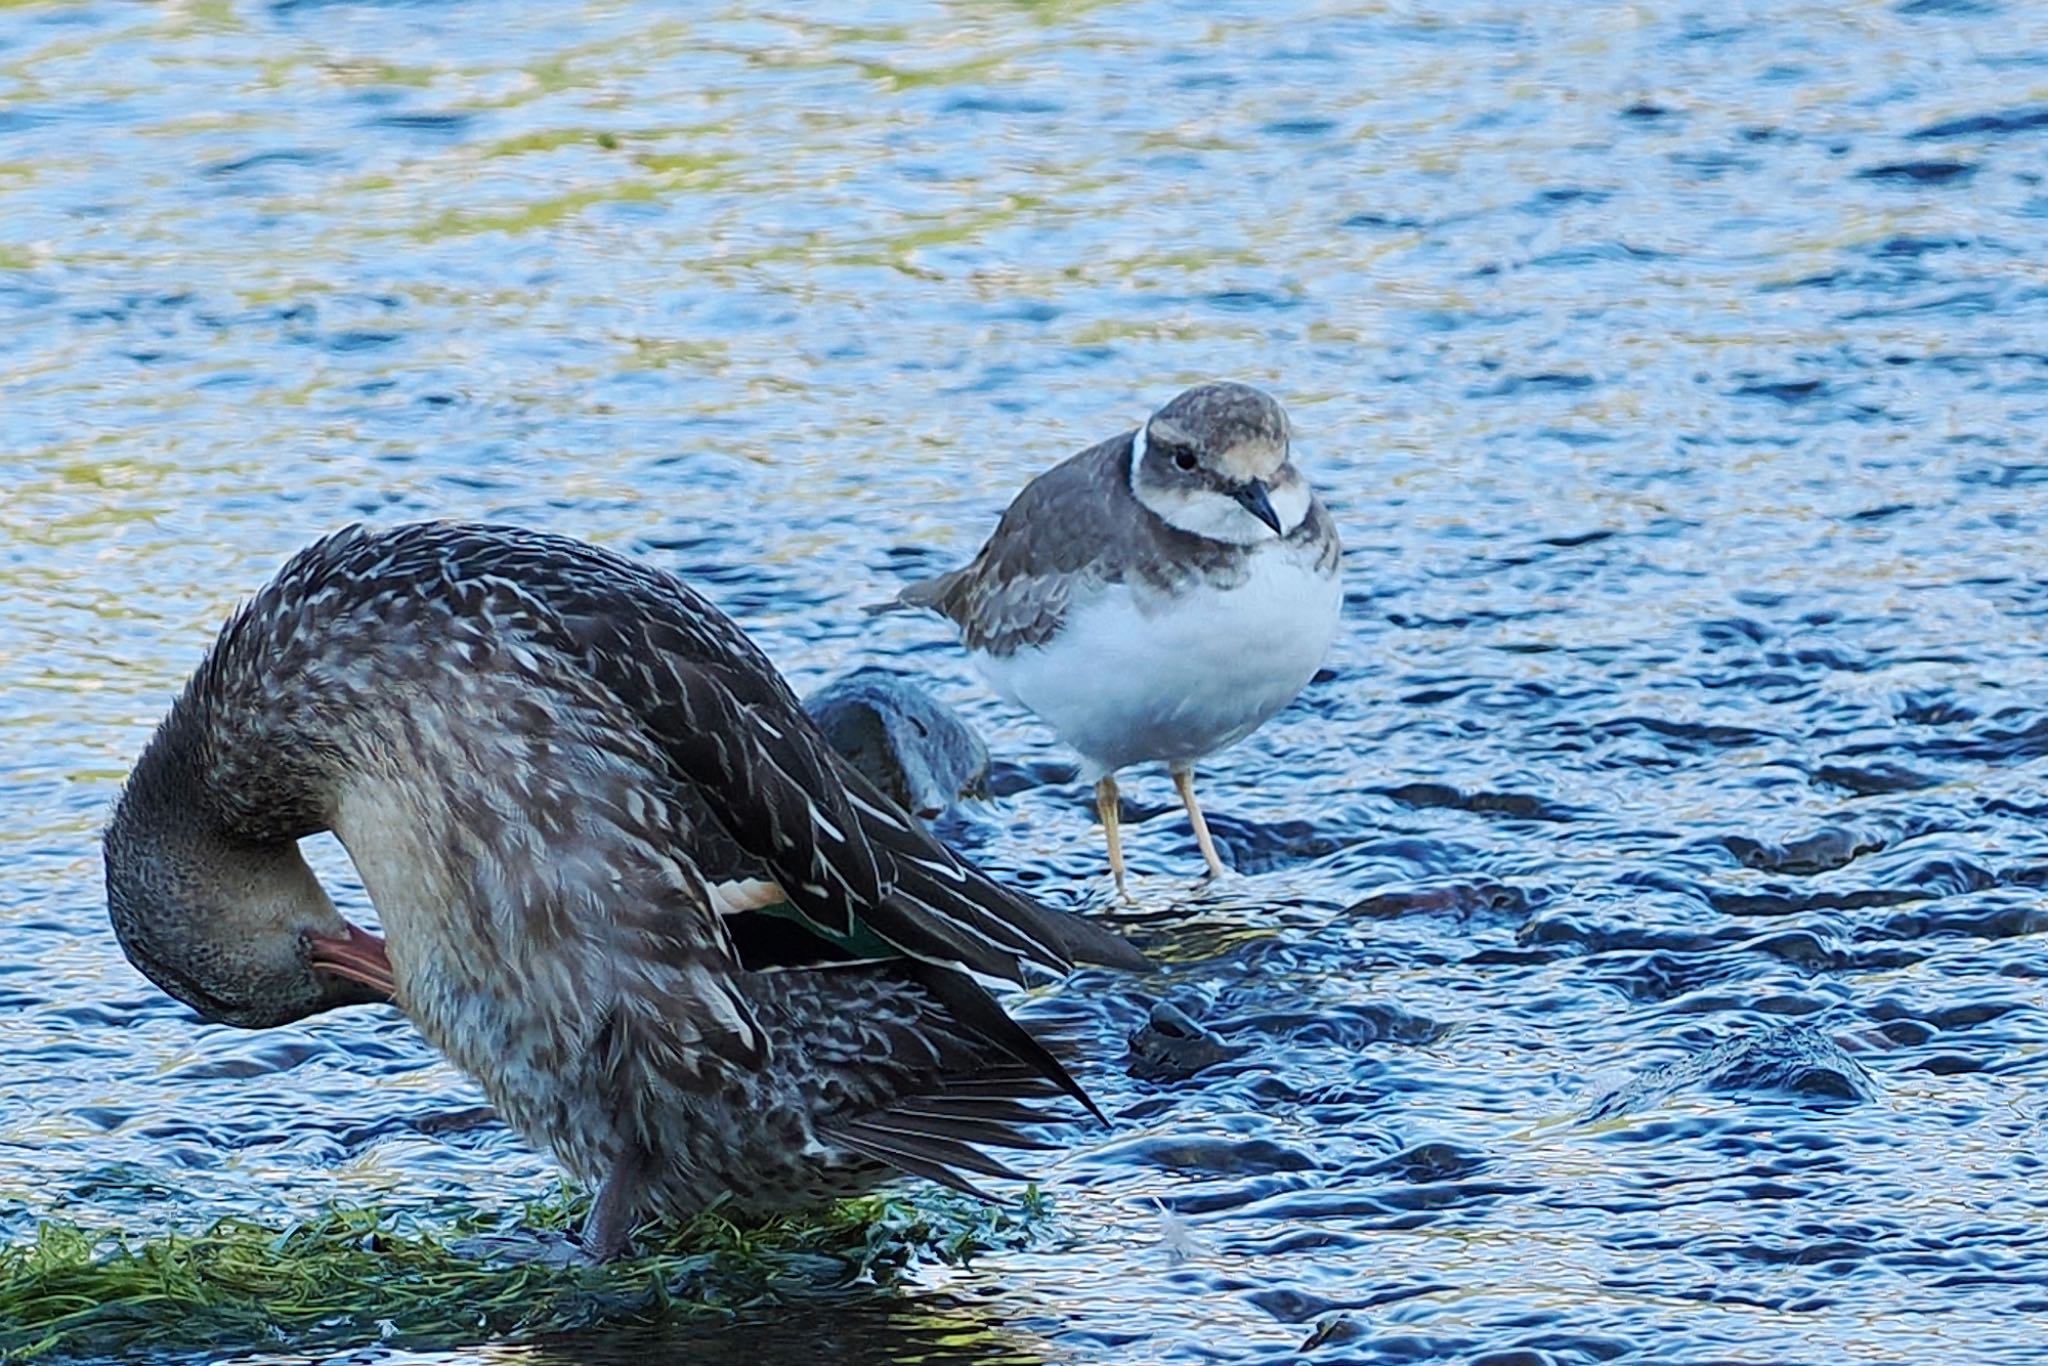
[308,921,397,1001]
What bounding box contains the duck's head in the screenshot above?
[803,668,992,820]
[103,737,394,1028]
[1129,381,1314,545]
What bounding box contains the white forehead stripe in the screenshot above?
[1127,421,1149,488]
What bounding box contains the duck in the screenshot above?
[801,667,992,820]
[103,521,1147,1261]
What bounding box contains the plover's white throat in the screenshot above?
[880,381,1344,897]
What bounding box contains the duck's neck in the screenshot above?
[107,693,337,915]
[161,596,363,847]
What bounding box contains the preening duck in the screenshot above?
[103,521,1145,1260]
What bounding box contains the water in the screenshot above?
[6,0,2048,1360]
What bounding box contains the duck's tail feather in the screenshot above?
[907,961,1108,1126]
[818,1060,1080,1204]
[827,1130,1009,1203]
[844,774,1152,979]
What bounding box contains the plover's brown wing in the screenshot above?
[890,431,1154,656]
[1299,492,1345,572]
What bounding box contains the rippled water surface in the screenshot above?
[7,0,2048,1361]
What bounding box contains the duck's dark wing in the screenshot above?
[758,964,1089,1200]
[396,521,1145,986]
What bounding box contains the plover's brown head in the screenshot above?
[1128,381,1313,544]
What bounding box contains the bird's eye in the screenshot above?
[1172,448,1198,472]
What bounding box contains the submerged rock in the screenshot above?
[1300,1313,1369,1352]
[1584,1022,1878,1122]
[1127,999,1250,1083]
[801,667,991,820]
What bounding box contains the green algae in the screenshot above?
[0,1186,1048,1362]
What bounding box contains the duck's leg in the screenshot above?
[1171,763,1229,881]
[1095,775,1132,902]
[579,1141,650,1264]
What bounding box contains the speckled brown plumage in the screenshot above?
[105,521,1145,1255]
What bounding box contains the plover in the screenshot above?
[879,381,1343,897]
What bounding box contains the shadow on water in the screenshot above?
[5,0,2048,1361]
[222,1299,1055,1366]
[518,1305,1049,1366]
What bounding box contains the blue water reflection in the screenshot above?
[5,1,2048,1361]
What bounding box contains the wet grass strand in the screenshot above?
[0,1188,1048,1362]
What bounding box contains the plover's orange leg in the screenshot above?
[1095,775,1132,902]
[1172,763,1229,880]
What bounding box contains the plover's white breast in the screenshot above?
[973,540,1342,779]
